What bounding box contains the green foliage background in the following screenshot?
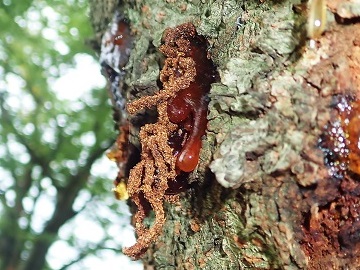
[0,0,139,269]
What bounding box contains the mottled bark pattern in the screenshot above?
[90,0,360,268]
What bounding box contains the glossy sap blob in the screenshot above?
[163,26,217,173]
[307,0,327,39]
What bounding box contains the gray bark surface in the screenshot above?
[90,0,360,269]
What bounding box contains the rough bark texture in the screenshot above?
[90,0,360,269]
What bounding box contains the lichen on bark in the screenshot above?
[90,0,360,268]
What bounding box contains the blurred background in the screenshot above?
[0,0,141,269]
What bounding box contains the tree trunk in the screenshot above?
[90,0,360,269]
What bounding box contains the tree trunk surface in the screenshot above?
[89,0,360,269]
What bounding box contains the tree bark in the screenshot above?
[90,0,360,269]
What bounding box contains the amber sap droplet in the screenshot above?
[346,105,360,175]
[176,139,201,172]
[112,180,129,200]
[307,0,326,39]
